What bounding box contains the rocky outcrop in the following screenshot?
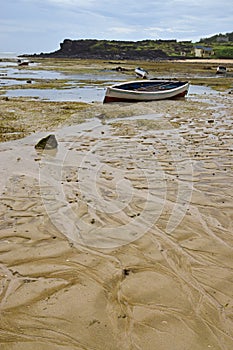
[28,39,169,61]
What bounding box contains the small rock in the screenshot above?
[35,134,58,150]
[96,114,105,119]
[123,268,131,277]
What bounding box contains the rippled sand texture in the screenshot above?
[0,93,233,349]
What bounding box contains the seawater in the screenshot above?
[0,59,219,103]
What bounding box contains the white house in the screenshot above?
[194,46,214,57]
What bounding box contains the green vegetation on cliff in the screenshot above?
[25,32,233,60]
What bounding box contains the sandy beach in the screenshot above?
[1,64,233,348]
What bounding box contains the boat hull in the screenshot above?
[103,80,189,103]
[216,66,227,74]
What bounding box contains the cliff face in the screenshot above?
[23,34,233,60]
[35,39,169,60]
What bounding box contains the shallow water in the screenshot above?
[4,84,218,103]
[0,59,127,83]
[0,59,219,102]
[0,78,29,86]
[188,84,219,95]
[5,86,106,102]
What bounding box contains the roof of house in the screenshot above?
[194,45,212,51]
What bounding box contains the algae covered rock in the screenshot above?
[35,134,58,150]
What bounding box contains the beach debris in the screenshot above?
[35,134,58,150]
[115,66,130,72]
[123,268,131,277]
[118,314,127,319]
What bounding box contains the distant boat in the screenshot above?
[103,79,189,103]
[216,66,227,74]
[135,67,149,79]
[18,60,29,67]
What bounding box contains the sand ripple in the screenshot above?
[0,94,233,349]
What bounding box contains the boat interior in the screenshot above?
[116,80,187,91]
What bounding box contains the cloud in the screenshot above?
[144,26,195,34]
[109,27,137,35]
[1,0,233,52]
[46,0,95,8]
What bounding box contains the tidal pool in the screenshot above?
[4,84,218,103]
[1,59,220,102]
[5,86,106,102]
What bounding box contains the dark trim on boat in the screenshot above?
[103,90,187,103]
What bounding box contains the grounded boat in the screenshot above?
[135,67,149,79]
[18,60,29,67]
[103,79,189,103]
[216,66,227,74]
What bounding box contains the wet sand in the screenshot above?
[1,91,233,349]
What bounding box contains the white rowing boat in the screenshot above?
[103,79,189,103]
[135,67,149,79]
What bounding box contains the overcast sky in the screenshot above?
[1,0,233,55]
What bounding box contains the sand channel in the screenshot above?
[0,92,233,349]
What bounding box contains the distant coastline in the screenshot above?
[21,33,233,61]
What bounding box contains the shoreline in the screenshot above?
[176,58,233,63]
